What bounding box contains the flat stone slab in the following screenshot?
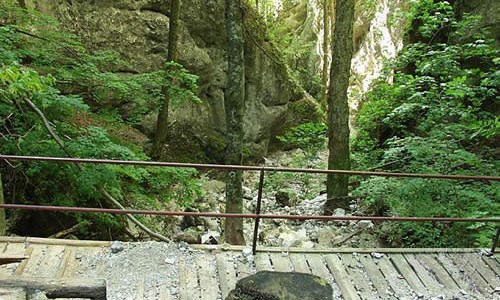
[226,271,333,300]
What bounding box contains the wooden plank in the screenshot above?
[236,254,255,280]
[0,276,106,300]
[196,253,219,300]
[306,254,330,279]
[269,252,291,272]
[324,254,361,300]
[135,277,144,300]
[481,255,500,275]
[416,254,461,296]
[190,243,480,253]
[339,253,377,299]
[389,254,428,296]
[57,248,77,277]
[449,253,493,295]
[359,254,396,299]
[254,252,273,272]
[461,253,500,288]
[178,255,201,300]
[377,255,414,298]
[13,246,33,276]
[289,253,310,273]
[216,252,237,299]
[33,245,65,277]
[435,253,485,298]
[403,253,445,296]
[21,244,48,276]
[0,242,26,277]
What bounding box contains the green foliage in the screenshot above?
[353,0,499,247]
[265,123,327,200]
[277,122,326,159]
[0,1,201,239]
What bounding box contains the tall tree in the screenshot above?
[322,0,335,106]
[224,0,246,245]
[324,0,355,214]
[152,0,181,159]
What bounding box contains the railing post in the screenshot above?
[252,169,265,255]
[488,227,500,256]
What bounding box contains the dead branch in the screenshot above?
[22,98,170,242]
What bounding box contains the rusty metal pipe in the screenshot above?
[1,155,499,181]
[1,204,499,223]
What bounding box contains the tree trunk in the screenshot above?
[325,0,354,214]
[152,0,181,159]
[322,0,330,106]
[224,0,246,245]
[0,172,5,235]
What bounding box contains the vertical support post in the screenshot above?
[0,172,5,235]
[252,169,265,255]
[489,227,500,256]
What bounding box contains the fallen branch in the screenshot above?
[48,223,81,239]
[23,98,170,242]
[0,276,106,300]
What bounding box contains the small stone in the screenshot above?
[460,289,467,295]
[170,287,178,295]
[164,257,175,265]
[417,293,424,298]
[371,252,384,259]
[493,287,500,293]
[357,220,374,229]
[110,241,124,254]
[334,208,346,216]
[242,248,253,258]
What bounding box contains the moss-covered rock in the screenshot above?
[226,271,333,300]
[35,0,317,162]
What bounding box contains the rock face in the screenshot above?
[35,0,320,162]
[226,271,333,300]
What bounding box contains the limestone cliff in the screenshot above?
[35,0,320,162]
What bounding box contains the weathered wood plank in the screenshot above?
[254,252,273,272]
[178,256,201,300]
[481,255,500,275]
[377,255,414,298]
[461,253,500,288]
[449,252,493,295]
[13,246,33,276]
[191,243,480,253]
[324,254,361,300]
[235,254,255,281]
[0,276,106,300]
[416,254,461,296]
[216,252,237,299]
[196,253,219,300]
[269,252,291,272]
[435,253,484,298]
[135,277,144,300]
[57,248,77,278]
[289,253,310,273]
[403,253,444,296]
[339,253,377,299]
[389,254,428,297]
[306,254,341,297]
[359,254,396,299]
[21,244,48,276]
[33,245,65,278]
[0,242,25,277]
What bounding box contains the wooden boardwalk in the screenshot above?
[0,237,498,299]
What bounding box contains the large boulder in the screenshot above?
[226,271,333,300]
[35,0,321,162]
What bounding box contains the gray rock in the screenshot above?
[226,271,333,300]
[111,241,125,254]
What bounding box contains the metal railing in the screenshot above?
[1,154,499,254]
